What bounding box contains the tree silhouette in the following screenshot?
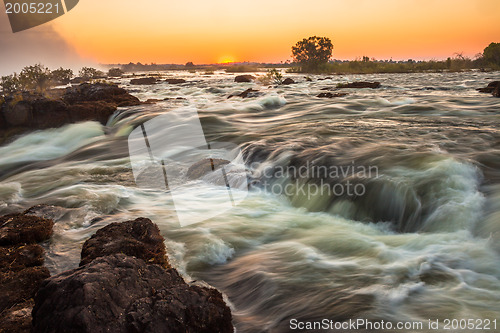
[292,36,333,71]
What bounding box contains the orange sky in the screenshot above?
[4,0,500,66]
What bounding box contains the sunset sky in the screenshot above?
[1,0,500,73]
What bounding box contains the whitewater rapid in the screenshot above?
[1,70,499,332]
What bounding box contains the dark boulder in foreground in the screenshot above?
[0,210,54,333]
[32,217,233,333]
[0,83,140,144]
[317,92,348,98]
[165,78,187,84]
[477,81,500,97]
[33,254,233,333]
[187,158,231,179]
[336,81,381,89]
[130,77,157,85]
[282,78,295,85]
[80,217,170,268]
[234,75,255,83]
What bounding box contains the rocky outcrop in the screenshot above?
[0,83,141,144]
[477,81,500,97]
[317,92,348,98]
[130,77,157,85]
[80,217,170,268]
[32,217,233,333]
[282,78,295,85]
[234,75,255,83]
[336,81,381,89]
[0,211,54,333]
[165,78,187,84]
[187,158,231,179]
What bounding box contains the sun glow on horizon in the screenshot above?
[45,0,500,64]
[219,57,236,64]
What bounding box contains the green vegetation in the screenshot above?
[482,42,500,68]
[79,67,105,80]
[51,67,74,84]
[0,64,75,95]
[292,36,333,72]
[107,67,124,77]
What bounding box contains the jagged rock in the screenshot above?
[130,77,157,85]
[234,75,255,83]
[63,83,141,107]
[282,78,295,85]
[336,81,381,89]
[494,86,500,97]
[80,217,170,268]
[0,83,141,142]
[0,213,54,246]
[0,244,45,273]
[0,266,50,313]
[304,77,313,82]
[227,88,259,99]
[32,254,233,333]
[0,299,35,333]
[165,78,187,84]
[317,92,348,98]
[0,209,54,333]
[187,158,231,179]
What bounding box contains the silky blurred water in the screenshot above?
[1,71,499,332]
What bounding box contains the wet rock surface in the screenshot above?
[32,217,234,333]
[0,210,54,333]
[80,217,170,268]
[281,78,295,85]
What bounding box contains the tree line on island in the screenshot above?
[1,37,500,96]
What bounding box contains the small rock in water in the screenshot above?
[477,81,500,97]
[234,75,255,83]
[227,88,259,99]
[317,92,348,98]
[282,78,295,85]
[164,78,187,84]
[336,81,381,89]
[130,77,157,85]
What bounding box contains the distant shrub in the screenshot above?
[225,65,261,73]
[482,42,500,68]
[18,64,52,92]
[51,67,74,84]
[79,67,105,80]
[107,67,124,77]
[0,74,21,95]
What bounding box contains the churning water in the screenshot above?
[1,71,499,332]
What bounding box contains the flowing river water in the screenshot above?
[1,71,499,332]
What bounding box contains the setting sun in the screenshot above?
[219,57,235,64]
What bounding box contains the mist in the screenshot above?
[0,13,92,76]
